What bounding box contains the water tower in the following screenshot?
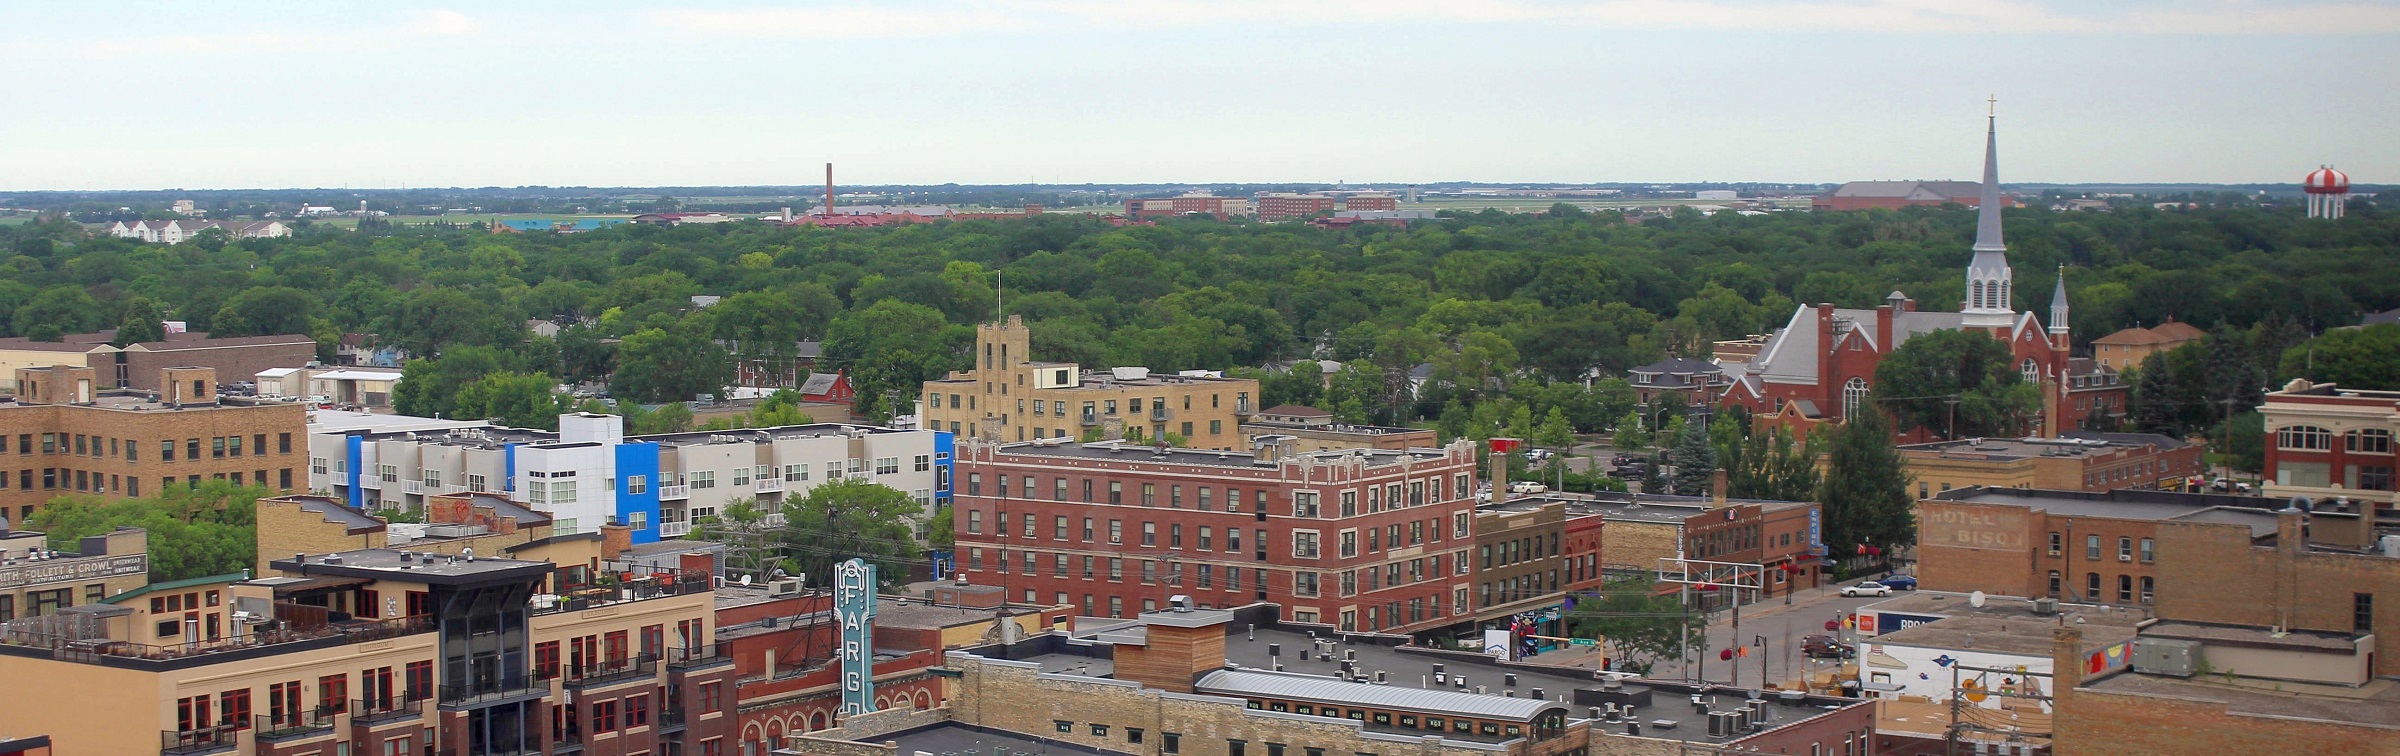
[2303,165,2349,219]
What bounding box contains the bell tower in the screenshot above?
[1961,100,2016,331]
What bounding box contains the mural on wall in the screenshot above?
[1860,643,2056,713]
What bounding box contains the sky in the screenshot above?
[3,1,2395,190]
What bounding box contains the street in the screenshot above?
[1529,579,1891,689]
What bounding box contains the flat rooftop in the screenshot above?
[309,409,490,434]
[1241,419,1435,437]
[1900,435,2175,460]
[270,548,555,585]
[985,439,1449,471]
[1930,487,2286,536]
[796,721,1131,756]
[1865,592,2147,656]
[1006,624,1863,746]
[2084,672,2400,728]
[0,391,299,414]
[329,420,917,450]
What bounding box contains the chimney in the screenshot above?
[823,163,835,217]
[1487,438,1523,504]
[2276,497,2308,558]
[1711,469,1729,508]
[2050,625,2083,714]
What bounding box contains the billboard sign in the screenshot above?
[834,558,879,715]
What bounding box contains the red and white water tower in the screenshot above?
[2303,165,2350,219]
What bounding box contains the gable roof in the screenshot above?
[2149,320,2207,341]
[102,572,251,605]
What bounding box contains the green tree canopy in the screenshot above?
[2279,324,2400,391]
[1817,407,1915,554]
[612,327,733,404]
[29,481,262,582]
[1872,328,2040,438]
[778,478,925,591]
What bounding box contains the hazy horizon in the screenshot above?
[5,1,2393,191]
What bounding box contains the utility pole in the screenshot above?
[2218,396,2239,483]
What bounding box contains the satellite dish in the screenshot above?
[1969,591,1987,608]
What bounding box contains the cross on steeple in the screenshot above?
[1988,94,1997,116]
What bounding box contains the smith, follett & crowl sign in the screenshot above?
[0,554,149,590]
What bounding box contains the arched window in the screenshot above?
[2347,429,2392,453]
[1970,280,1985,309]
[2021,358,2040,384]
[1843,377,1869,419]
[2277,426,2334,450]
[1999,281,2011,309]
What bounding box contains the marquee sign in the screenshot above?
[833,558,879,716]
[0,554,147,590]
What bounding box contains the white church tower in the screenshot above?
[1961,106,2016,330]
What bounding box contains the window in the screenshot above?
[732,466,750,486]
[1294,491,1319,518]
[2140,576,2155,604]
[967,509,983,534]
[2349,429,2394,453]
[1128,728,1144,744]
[626,474,647,495]
[161,439,174,461]
[2047,571,2061,597]
[2117,574,2133,602]
[2118,537,2133,562]
[877,457,900,475]
[278,432,292,454]
[2278,426,2334,450]
[2086,572,2101,600]
[1842,377,1869,418]
[2085,534,2101,560]
[1163,733,1181,754]
[2358,593,2375,634]
[1293,531,1319,558]
[1109,481,1122,504]
[691,470,716,489]
[2021,358,2040,384]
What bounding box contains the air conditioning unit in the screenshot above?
[2133,638,2200,678]
[1109,537,1122,544]
[766,578,804,597]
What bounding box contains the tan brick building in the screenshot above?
[255,491,615,578]
[0,330,315,393]
[1901,432,2205,497]
[1913,487,2287,606]
[921,315,1260,449]
[0,526,148,621]
[0,546,736,755]
[2088,319,2205,370]
[0,365,307,523]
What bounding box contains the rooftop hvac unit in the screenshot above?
[2133,638,2201,678]
[766,578,805,598]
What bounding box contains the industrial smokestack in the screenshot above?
[824,163,835,217]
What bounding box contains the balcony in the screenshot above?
[255,709,338,742]
[532,560,711,616]
[658,521,693,539]
[160,726,239,755]
[658,706,689,733]
[438,674,547,710]
[353,694,426,726]
[566,653,659,689]
[1237,399,1254,415]
[37,614,432,667]
[1150,408,1171,422]
[755,477,785,493]
[359,476,383,490]
[667,640,734,671]
[659,484,691,500]
[401,481,426,496]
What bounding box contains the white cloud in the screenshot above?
[408,9,481,37]
[649,0,2400,37]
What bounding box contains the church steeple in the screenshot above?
[1961,100,2016,329]
[2048,265,2070,336]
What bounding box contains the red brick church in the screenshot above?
[1722,115,2082,439]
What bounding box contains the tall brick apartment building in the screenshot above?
[0,364,306,523]
[950,436,1480,636]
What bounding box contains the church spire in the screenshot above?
[1973,103,2005,252]
[1961,99,2016,330]
[2049,264,2070,335]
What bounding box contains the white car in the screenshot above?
[1508,481,1548,494]
[1839,582,1894,598]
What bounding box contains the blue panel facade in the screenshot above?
[616,442,662,544]
[503,443,517,492]
[344,435,364,509]
[933,430,955,505]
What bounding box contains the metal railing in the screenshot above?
[658,521,693,538]
[666,640,733,670]
[30,614,432,665]
[254,708,337,741]
[401,481,426,495]
[353,694,425,725]
[755,477,785,493]
[565,653,658,688]
[359,476,383,490]
[659,484,691,500]
[532,563,710,616]
[161,725,239,754]
[438,674,545,707]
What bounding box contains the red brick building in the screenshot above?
[2259,380,2398,513]
[950,436,1481,637]
[1256,193,1338,221]
[1342,194,1398,212]
[1725,117,2080,440]
[1124,195,1243,221]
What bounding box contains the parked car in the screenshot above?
[1607,463,1648,479]
[1839,581,1894,598]
[1611,453,1639,466]
[1802,635,1853,658]
[1876,575,1919,591]
[1509,481,1548,494]
[1524,449,1555,463]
